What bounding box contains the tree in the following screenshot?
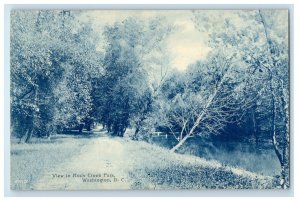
[11,10,102,141]
[192,10,289,188]
[97,18,143,136]
[158,52,248,152]
[53,20,101,133]
[95,17,173,137]
[245,10,289,188]
[11,10,57,142]
[53,63,93,133]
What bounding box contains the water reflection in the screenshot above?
[148,134,281,176]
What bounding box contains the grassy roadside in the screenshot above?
[10,135,94,190]
[121,139,281,190]
[129,164,280,190]
[10,134,281,190]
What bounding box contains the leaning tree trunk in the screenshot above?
[170,70,228,152]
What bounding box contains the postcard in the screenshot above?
[10,9,290,190]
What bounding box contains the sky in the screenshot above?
[79,10,211,71]
[78,10,288,72]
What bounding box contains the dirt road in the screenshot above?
[34,133,133,190]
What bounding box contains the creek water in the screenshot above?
[148,134,281,176]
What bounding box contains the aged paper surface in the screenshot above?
[10,10,289,190]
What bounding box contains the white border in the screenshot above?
[1,0,299,200]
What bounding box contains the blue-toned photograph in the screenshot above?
[10,9,290,190]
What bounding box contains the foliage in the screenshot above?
[94,17,173,137]
[11,10,101,140]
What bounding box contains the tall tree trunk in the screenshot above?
[121,127,126,137]
[280,80,290,188]
[78,123,84,134]
[259,10,289,188]
[270,86,282,166]
[269,79,289,189]
[19,128,29,144]
[132,94,152,140]
[269,69,288,189]
[25,127,33,143]
[25,87,38,143]
[251,106,258,143]
[132,124,140,140]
